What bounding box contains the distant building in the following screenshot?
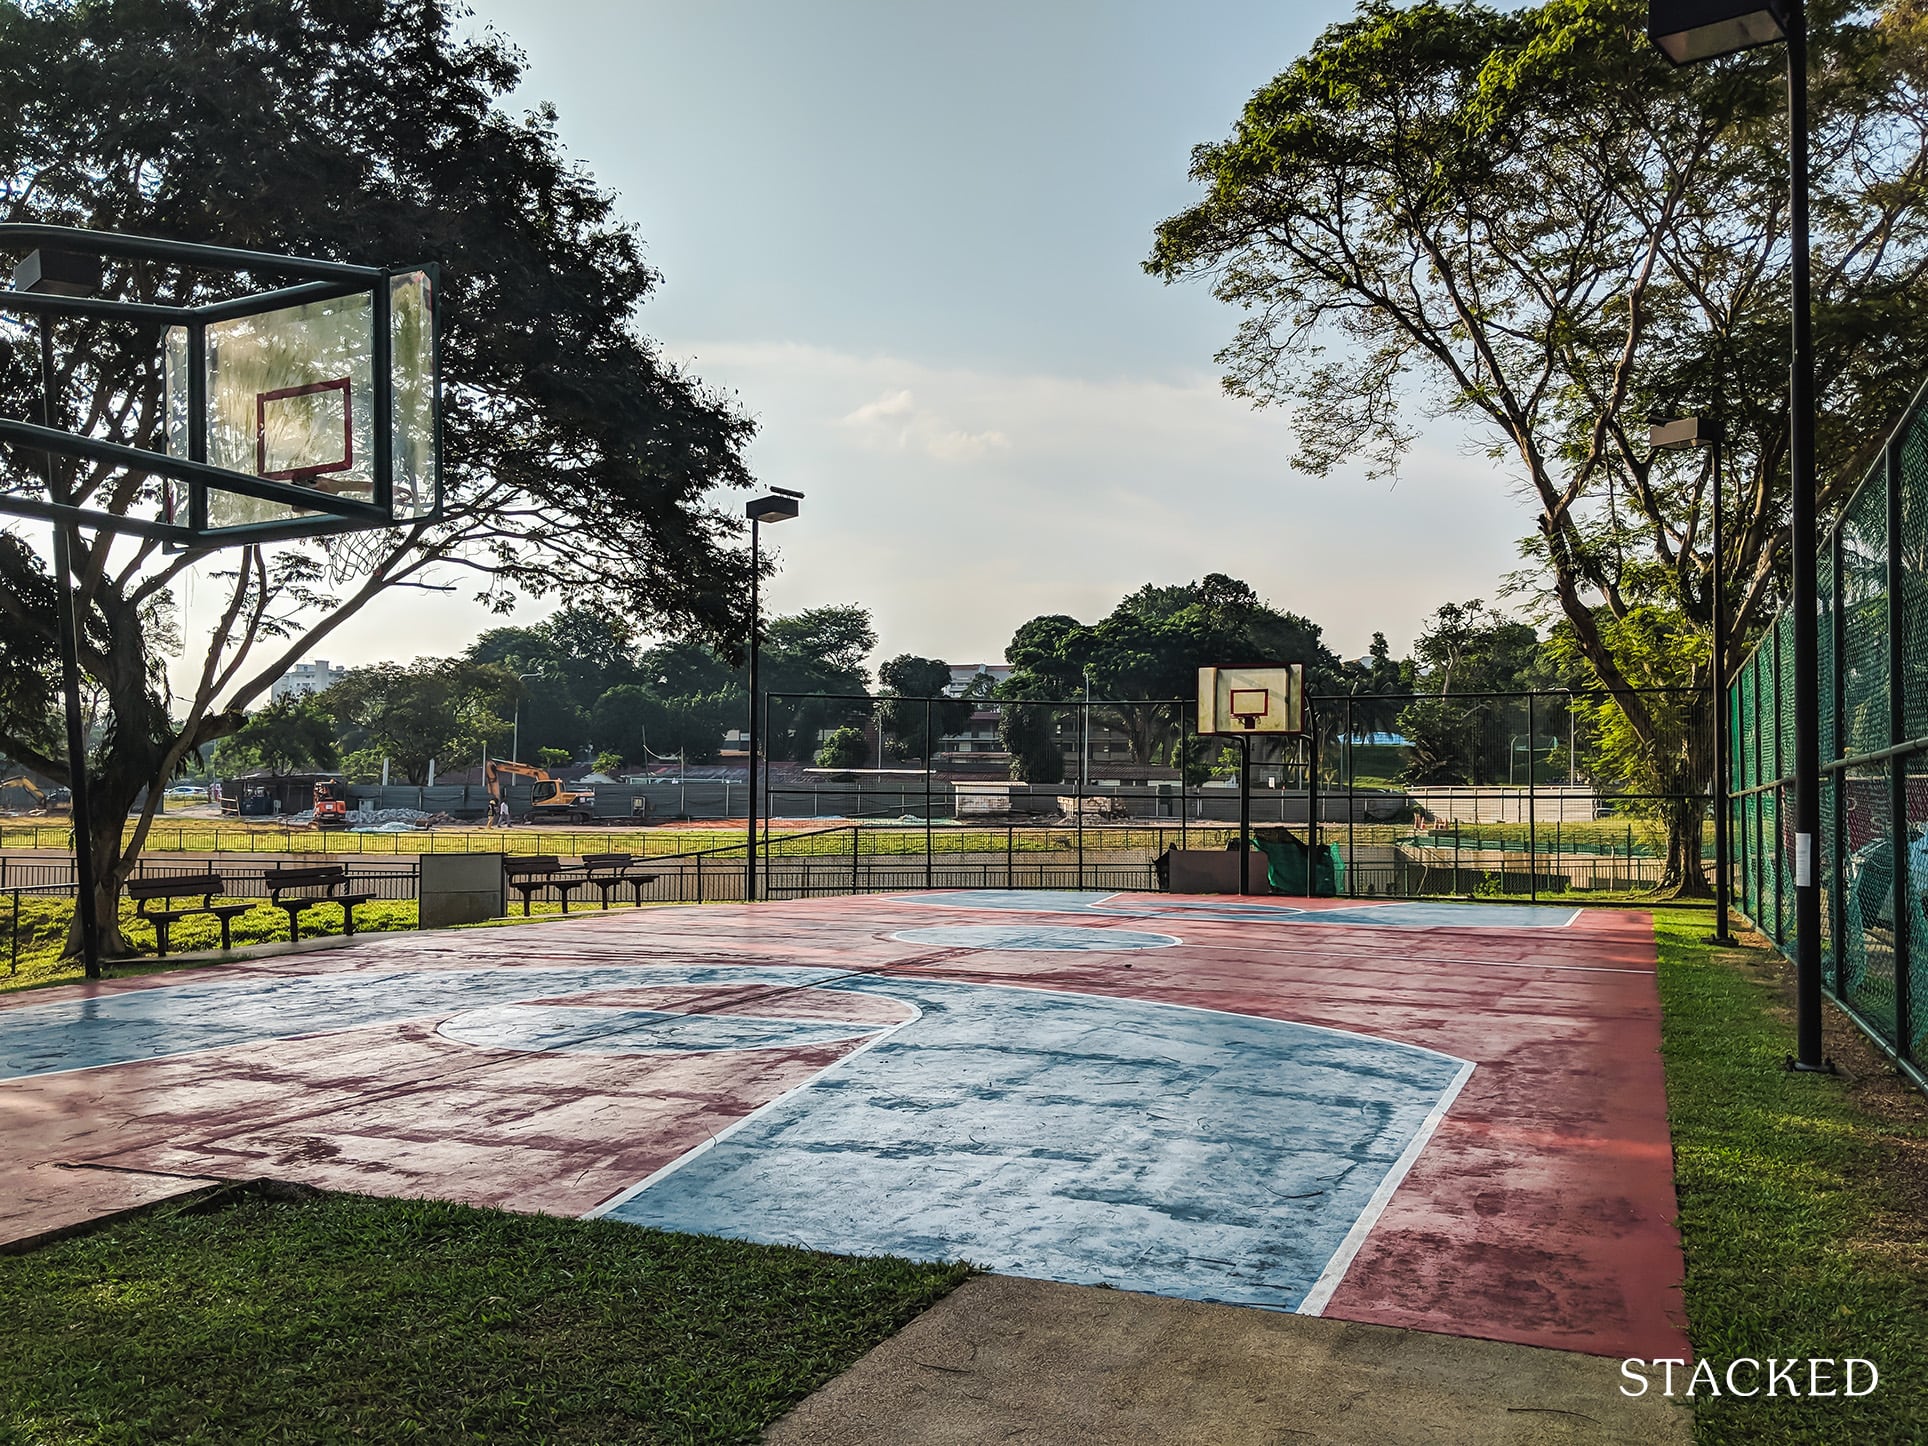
[945,663,1011,696]
[270,658,348,702]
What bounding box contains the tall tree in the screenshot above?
[1148,0,1928,890]
[876,654,973,760]
[210,693,340,777]
[0,0,753,954]
[328,658,517,786]
[1000,575,1342,772]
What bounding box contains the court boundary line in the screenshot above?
[582,1000,925,1219]
[898,889,1584,932]
[581,966,1475,1253]
[1296,1057,1477,1316]
[1177,941,1655,976]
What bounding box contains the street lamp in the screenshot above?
[15,246,104,978]
[1652,416,1736,947]
[1649,0,1826,1070]
[511,671,544,764]
[745,488,802,901]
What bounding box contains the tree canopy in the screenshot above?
[997,574,1343,777]
[1148,0,1928,888]
[0,0,758,952]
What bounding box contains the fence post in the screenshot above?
[1007,825,1014,890]
[924,697,935,890]
[1886,433,1912,1055]
[1528,692,1538,903]
[851,826,860,896]
[695,852,703,904]
[1345,694,1356,899]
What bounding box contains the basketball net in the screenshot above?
[322,526,392,585]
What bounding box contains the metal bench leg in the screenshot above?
[153,919,169,958]
[341,903,357,937]
[219,915,233,951]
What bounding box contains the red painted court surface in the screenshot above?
[0,891,1687,1359]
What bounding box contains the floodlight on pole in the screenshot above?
[1648,0,1785,64]
[1647,0,1828,1071]
[745,491,802,902]
[1651,417,1736,948]
[17,248,104,979]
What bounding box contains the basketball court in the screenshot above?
[0,891,1687,1360]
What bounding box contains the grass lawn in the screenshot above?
[0,1186,969,1444]
[1653,909,1928,1442]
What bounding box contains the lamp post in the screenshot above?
[1650,0,1826,1069]
[511,671,544,763]
[1653,416,1736,946]
[14,246,104,979]
[744,489,801,902]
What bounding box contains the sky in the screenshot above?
[175,0,1535,693]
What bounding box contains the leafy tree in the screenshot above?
[0,0,753,957]
[211,694,339,777]
[1148,0,1928,891]
[997,702,1065,785]
[589,683,733,764]
[1331,631,1408,744]
[593,750,624,775]
[535,747,572,770]
[877,655,973,760]
[1001,575,1342,771]
[758,605,876,762]
[1396,601,1553,785]
[329,659,518,786]
[1545,608,1712,887]
[815,725,869,770]
[468,625,582,760]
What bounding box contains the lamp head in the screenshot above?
[12,248,102,298]
[746,494,800,524]
[1650,416,1721,450]
[1648,0,1787,66]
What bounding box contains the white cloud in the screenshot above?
[839,383,1008,462]
[925,428,1008,461]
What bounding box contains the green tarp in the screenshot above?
[1245,830,1343,897]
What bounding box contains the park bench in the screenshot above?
[263,864,375,942]
[503,855,587,915]
[580,853,661,909]
[123,873,253,957]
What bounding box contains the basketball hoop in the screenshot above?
[322,525,392,584]
[1229,688,1269,730]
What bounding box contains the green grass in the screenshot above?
[1653,909,1928,1442]
[0,1187,969,1444]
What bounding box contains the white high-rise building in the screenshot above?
[270,658,349,702]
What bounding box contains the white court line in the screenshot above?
[583,967,1476,1220]
[1179,941,1656,976]
[582,1002,925,1219]
[1296,1058,1477,1316]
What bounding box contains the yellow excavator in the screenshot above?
[0,774,53,812]
[484,758,597,825]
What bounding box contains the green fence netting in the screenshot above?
[1732,388,1928,1079]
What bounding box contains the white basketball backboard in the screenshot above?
[1198,665,1304,735]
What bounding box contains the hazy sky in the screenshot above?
[181,0,1534,691]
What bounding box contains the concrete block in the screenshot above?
[1165,849,1261,894]
[419,852,504,929]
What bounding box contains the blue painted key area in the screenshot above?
[599,971,1470,1310]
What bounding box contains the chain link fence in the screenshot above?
[761,688,1710,904]
[1732,386,1928,1085]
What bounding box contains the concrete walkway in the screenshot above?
[764,1275,1691,1445]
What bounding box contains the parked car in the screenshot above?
[165,784,208,799]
